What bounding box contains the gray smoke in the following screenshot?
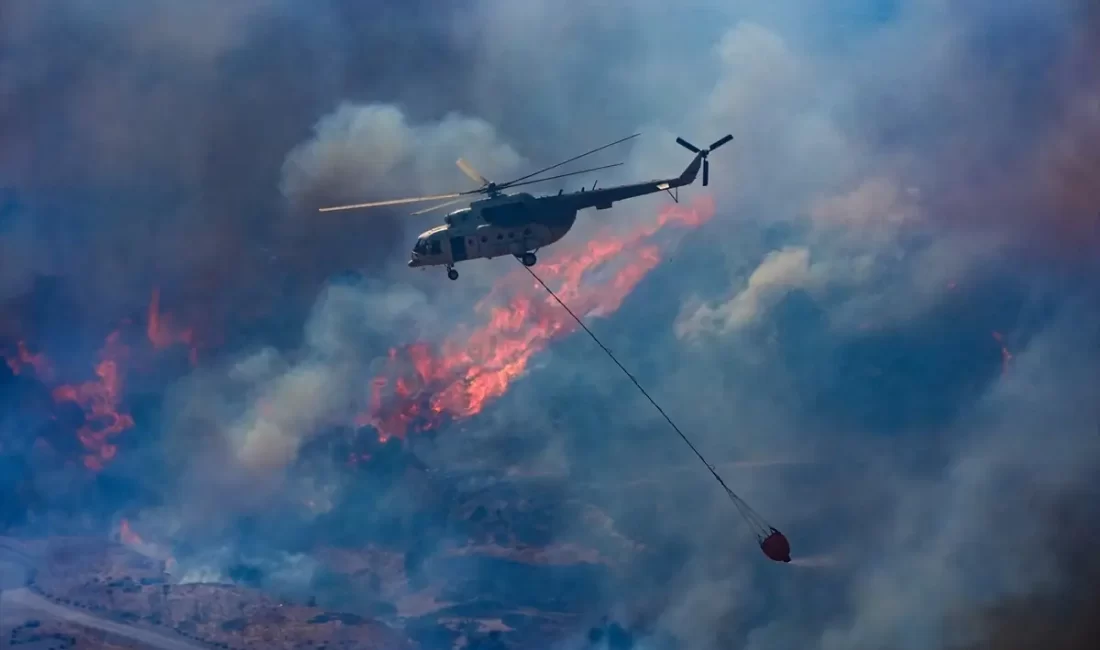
[3,2,1099,649]
[281,102,526,208]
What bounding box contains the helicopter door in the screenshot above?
[450,236,468,262]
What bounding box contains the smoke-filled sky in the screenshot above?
[2,1,1099,649]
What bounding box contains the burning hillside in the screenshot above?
[359,196,715,439]
[0,196,716,649]
[2,288,200,472]
[2,196,714,478]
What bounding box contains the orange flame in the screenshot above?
[0,288,241,471]
[52,330,135,471]
[118,518,176,569]
[119,518,144,546]
[3,333,136,471]
[147,288,199,366]
[359,197,716,439]
[4,340,54,381]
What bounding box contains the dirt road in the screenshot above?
[0,546,207,650]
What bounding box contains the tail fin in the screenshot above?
[677,152,705,184]
[675,135,733,187]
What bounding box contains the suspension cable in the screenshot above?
[519,262,773,539]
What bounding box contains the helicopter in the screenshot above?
[318,132,733,280]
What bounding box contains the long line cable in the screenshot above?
[520,262,774,539]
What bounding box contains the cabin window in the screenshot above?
[508,232,514,239]
[481,236,487,242]
[496,234,503,240]
[523,228,531,236]
[429,240,441,255]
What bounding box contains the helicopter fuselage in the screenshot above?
[397,132,725,280]
[408,192,577,271]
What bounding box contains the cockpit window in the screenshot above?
[414,237,441,256]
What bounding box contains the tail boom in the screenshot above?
[557,133,732,211]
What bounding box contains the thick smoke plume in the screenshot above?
[281,102,525,207]
[2,1,1099,650]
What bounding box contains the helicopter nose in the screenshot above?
[408,259,415,267]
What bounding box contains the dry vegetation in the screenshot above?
[25,537,415,650]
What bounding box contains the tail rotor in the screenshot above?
[676,134,733,187]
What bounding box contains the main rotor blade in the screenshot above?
[318,192,464,213]
[456,158,490,187]
[498,133,640,189]
[708,134,734,150]
[502,162,624,191]
[675,137,701,153]
[410,196,467,216]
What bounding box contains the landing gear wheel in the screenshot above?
[447,268,459,281]
[520,252,537,267]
